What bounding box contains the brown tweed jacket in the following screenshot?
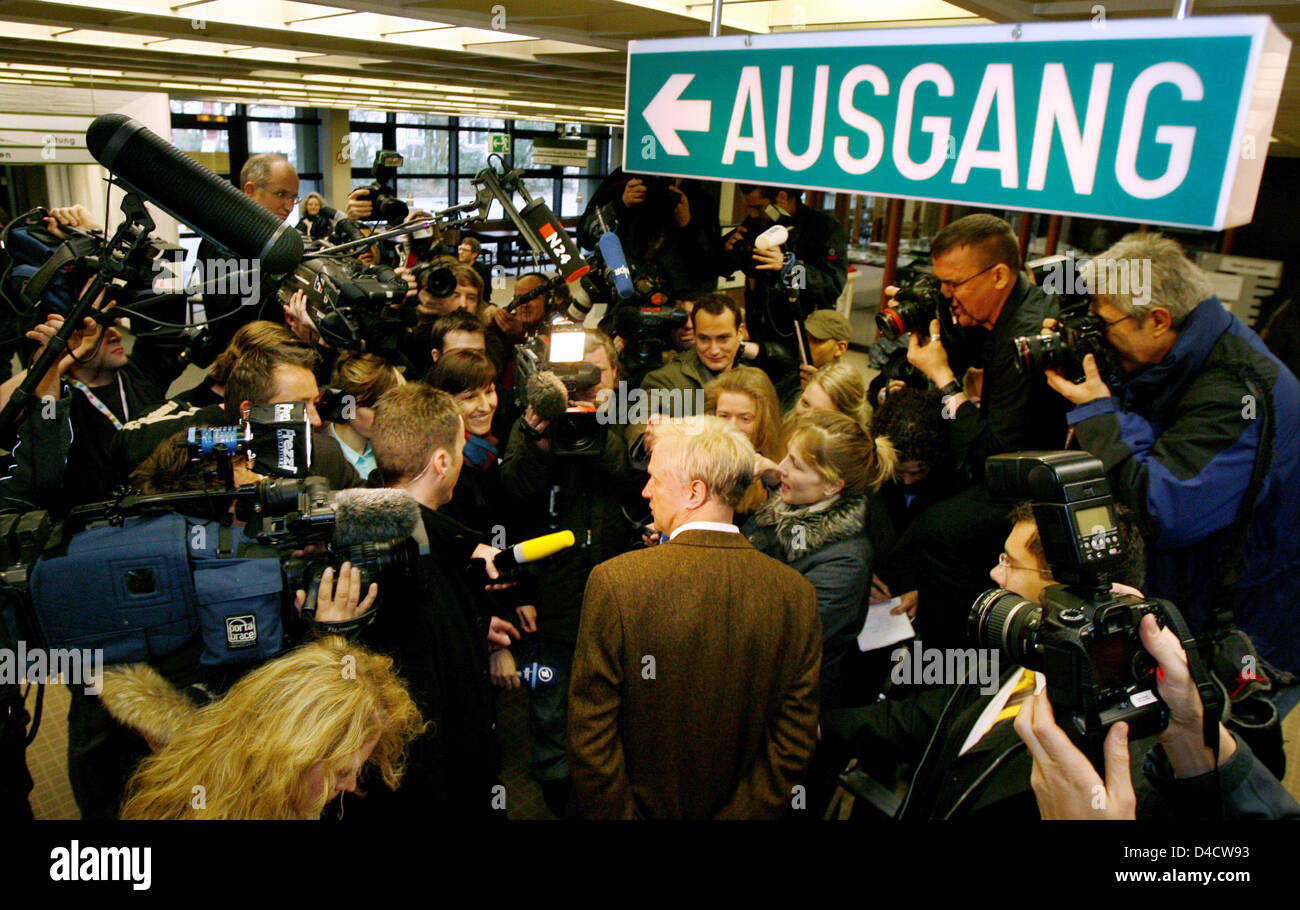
[568,528,821,819]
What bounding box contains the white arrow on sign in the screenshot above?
[643,73,711,156]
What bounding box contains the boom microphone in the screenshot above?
[331,488,422,547]
[86,113,304,275]
[597,231,636,300]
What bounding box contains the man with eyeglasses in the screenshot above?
[885,215,1068,650]
[1043,232,1300,678]
[194,153,302,362]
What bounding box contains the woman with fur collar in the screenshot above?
[743,410,895,708]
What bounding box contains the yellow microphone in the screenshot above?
[499,531,576,570]
[470,530,576,583]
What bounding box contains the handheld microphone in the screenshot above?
[755,224,788,251]
[85,113,304,275]
[330,488,422,547]
[498,531,576,571]
[597,232,635,300]
[519,198,589,284]
[467,530,576,583]
[518,662,558,690]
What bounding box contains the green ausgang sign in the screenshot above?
[624,17,1289,230]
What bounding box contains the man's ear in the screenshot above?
[430,349,441,363]
[739,322,749,342]
[686,478,709,510]
[834,340,849,357]
[242,182,257,199]
[1149,306,1175,337]
[992,262,1014,290]
[430,447,451,480]
[613,336,625,354]
[239,400,252,420]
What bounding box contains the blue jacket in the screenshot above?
[1067,298,1300,672]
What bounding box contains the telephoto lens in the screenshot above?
[875,276,945,341]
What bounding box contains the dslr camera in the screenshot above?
[875,275,945,342]
[969,451,1218,771]
[1012,255,1123,386]
[353,150,409,226]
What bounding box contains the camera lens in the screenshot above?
[374,193,409,225]
[417,265,456,298]
[969,588,1043,669]
[1013,331,1066,374]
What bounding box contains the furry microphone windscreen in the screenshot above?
[331,488,422,546]
[526,371,570,422]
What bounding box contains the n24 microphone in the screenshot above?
[519,199,589,284]
[597,232,636,300]
[86,113,304,275]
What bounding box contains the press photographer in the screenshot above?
[822,452,1153,820]
[722,185,847,345]
[1038,233,1300,677]
[889,214,1068,648]
[578,169,721,299]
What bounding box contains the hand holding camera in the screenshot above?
[1015,611,1238,819]
[293,562,379,625]
[1037,315,1113,405]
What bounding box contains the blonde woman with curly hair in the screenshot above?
[705,366,785,519]
[795,360,870,425]
[114,637,425,820]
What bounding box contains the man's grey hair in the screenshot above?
[240,153,289,189]
[1082,232,1214,329]
[651,416,755,510]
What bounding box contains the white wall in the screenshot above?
[0,86,176,242]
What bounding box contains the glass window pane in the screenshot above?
[512,138,533,169]
[514,120,554,132]
[457,179,503,221]
[398,177,450,214]
[460,117,505,130]
[396,127,450,174]
[248,120,304,171]
[562,178,596,218]
[458,130,492,175]
[523,177,555,210]
[397,112,449,126]
[248,104,298,119]
[348,131,384,171]
[170,100,236,116]
[171,128,229,154]
[350,109,389,123]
